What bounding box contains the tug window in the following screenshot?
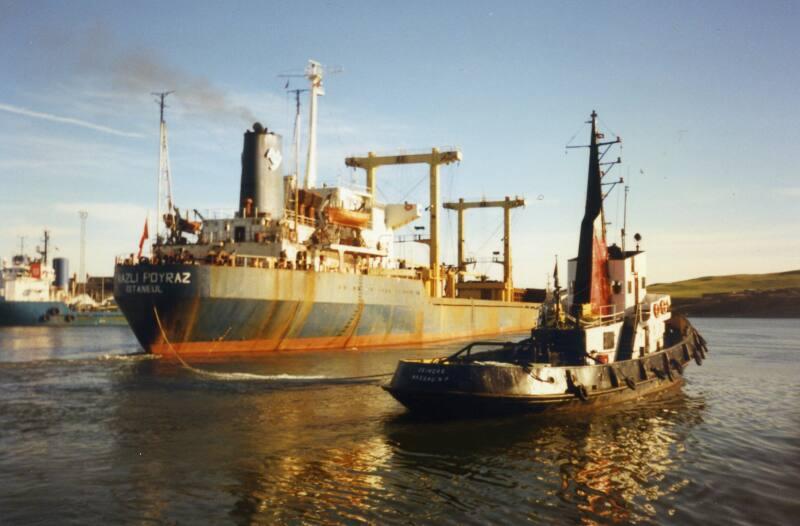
[627,281,632,293]
[641,277,646,288]
[234,226,246,242]
[612,281,622,294]
[603,331,615,350]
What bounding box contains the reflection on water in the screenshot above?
[0,326,137,362]
[107,358,707,524]
[382,391,705,525]
[1,319,798,525]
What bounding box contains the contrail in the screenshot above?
[0,102,143,138]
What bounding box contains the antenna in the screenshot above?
[37,230,50,264]
[621,182,629,253]
[78,210,88,290]
[152,91,175,244]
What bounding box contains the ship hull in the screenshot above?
[384,328,708,416]
[0,299,127,327]
[113,264,539,356]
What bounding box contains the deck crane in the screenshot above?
[345,149,462,298]
[443,197,525,301]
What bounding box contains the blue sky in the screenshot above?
[1,1,798,285]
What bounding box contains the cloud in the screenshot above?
[74,27,258,125]
[0,102,144,138]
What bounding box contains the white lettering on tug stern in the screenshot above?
[411,366,450,383]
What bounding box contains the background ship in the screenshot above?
[1,231,126,326]
[114,61,541,357]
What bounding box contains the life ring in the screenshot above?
[653,303,661,316]
[48,307,59,316]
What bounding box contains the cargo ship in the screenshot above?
[114,61,540,357]
[0,231,127,326]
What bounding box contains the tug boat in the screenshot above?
[384,112,709,415]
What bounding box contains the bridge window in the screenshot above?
[603,331,615,350]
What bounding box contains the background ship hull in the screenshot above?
[0,300,127,327]
[114,264,539,356]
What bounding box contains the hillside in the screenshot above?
[650,269,800,318]
[649,269,800,299]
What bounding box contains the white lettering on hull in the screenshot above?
[118,271,192,294]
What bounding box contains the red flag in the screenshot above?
[137,218,149,259]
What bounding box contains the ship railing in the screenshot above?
[348,146,460,158]
[198,208,238,220]
[564,306,624,328]
[284,209,316,227]
[442,340,514,362]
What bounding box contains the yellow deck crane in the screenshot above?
[443,196,525,302]
[344,149,461,298]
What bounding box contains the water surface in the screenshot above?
[1,319,798,524]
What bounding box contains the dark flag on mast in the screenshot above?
[553,256,559,290]
[572,111,612,315]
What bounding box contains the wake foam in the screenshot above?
[185,367,328,382]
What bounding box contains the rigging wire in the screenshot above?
[564,120,589,150]
[400,173,428,201]
[597,115,618,140]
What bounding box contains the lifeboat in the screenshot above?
[326,207,370,228]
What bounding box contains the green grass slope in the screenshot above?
[649,269,800,299]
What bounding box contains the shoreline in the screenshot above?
[670,288,800,318]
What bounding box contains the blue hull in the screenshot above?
[0,300,127,327]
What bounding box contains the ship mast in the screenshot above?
[288,89,308,182]
[288,88,307,232]
[567,111,621,317]
[153,91,175,244]
[304,61,324,189]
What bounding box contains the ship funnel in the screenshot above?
[53,257,69,290]
[239,124,284,219]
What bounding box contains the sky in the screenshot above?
[1,0,798,287]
